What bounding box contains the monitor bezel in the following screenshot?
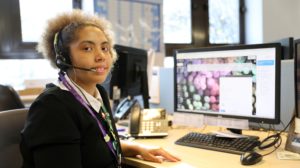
[173,43,281,124]
[294,39,300,118]
[110,44,150,108]
[273,37,294,60]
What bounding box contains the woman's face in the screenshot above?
[68,26,113,86]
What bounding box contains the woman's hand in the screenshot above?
[137,146,181,163]
[121,141,181,163]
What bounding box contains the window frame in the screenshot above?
[0,0,245,59]
[165,0,245,56]
[0,0,81,59]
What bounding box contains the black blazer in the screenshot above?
[20,84,122,168]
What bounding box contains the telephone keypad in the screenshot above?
[141,120,168,133]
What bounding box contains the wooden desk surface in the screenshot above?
[123,126,300,168]
[20,95,38,103]
[20,95,38,107]
[18,88,42,107]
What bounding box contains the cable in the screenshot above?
[259,132,281,150]
[260,135,282,156]
[257,114,296,156]
[280,120,286,131]
[279,114,296,133]
[68,76,95,108]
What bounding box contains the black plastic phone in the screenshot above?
[129,102,142,135]
[114,98,137,121]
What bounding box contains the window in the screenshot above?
[165,0,245,56]
[209,0,240,44]
[163,0,192,44]
[0,0,80,59]
[19,0,73,42]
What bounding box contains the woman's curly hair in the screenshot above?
[37,9,117,69]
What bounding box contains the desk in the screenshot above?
[123,126,300,168]
[20,95,38,107]
[18,88,42,107]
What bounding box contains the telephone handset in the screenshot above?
[129,102,142,135]
[129,107,169,138]
[114,97,137,121]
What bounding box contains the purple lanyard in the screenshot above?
[58,72,121,165]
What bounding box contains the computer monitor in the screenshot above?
[284,39,300,154]
[273,37,294,60]
[294,39,300,118]
[110,44,150,109]
[174,43,281,127]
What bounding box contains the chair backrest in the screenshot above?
[0,84,25,111]
[0,108,28,168]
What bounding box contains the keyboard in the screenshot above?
[175,132,260,155]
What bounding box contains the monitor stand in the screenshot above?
[285,112,300,154]
[204,115,249,132]
[221,128,259,140]
[227,128,242,134]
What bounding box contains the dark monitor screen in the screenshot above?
[174,43,281,124]
[294,39,300,118]
[109,44,149,108]
[284,39,300,153]
[273,37,294,60]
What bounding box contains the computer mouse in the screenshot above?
[240,151,263,165]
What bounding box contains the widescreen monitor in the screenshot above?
[294,39,300,118]
[284,39,300,154]
[174,43,281,124]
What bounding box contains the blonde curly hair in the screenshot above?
[37,9,117,69]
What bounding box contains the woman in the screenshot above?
[20,9,180,168]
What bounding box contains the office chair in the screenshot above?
[0,108,28,168]
[0,84,25,111]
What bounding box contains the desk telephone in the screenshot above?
[114,98,168,137]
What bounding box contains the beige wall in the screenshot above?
[245,0,300,44]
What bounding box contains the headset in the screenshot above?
[241,114,296,158]
[53,31,96,72]
[53,31,70,71]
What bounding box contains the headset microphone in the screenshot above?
[73,66,97,72]
[56,57,97,72]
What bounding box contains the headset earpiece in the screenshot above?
[56,55,69,69]
[54,31,69,71]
